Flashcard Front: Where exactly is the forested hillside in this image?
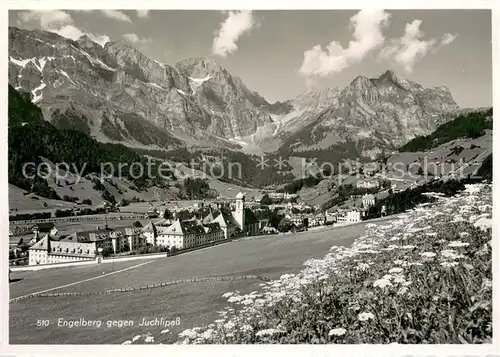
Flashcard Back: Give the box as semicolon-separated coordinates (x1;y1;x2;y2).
8;85;172;199
399;108;493;152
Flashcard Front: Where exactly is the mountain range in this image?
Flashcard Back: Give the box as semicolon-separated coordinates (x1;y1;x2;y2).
9;26;460;159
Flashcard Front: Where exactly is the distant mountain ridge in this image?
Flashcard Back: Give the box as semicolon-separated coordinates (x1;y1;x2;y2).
9;26;461;159
270;70;460;159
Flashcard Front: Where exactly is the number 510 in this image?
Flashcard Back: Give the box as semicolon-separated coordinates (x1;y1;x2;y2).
36;319;50;327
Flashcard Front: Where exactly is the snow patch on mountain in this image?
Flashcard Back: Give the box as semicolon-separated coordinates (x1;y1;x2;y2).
10;57;33;68
73;45;115;71
188;75;212;93
57;69;75;84
228;136;249;146
357;130;372;138
31;81;46;103
176;88;189;96
270;107;307;135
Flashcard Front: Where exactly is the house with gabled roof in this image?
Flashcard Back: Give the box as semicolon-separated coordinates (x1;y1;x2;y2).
243;208;260;236
28;234;97;266
155;218;224;249
141;221;158;246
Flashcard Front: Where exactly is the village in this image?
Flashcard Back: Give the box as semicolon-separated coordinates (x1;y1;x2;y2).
9;185;385;267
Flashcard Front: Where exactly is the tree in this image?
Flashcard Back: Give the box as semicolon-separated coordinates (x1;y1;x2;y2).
260;194;272;205
163;209;173;219
133;221;143;228
102;246;114;257
278;218;295;233
82;198;92;205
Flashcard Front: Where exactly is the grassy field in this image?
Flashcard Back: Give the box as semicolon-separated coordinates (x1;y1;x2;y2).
169;184;492;344
9;219;392;344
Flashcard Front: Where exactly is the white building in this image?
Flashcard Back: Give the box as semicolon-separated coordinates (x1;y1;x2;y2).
356;180;380;189
108;228;145;253
337;210;361;224
362;194;376;208
230;192;260;236
155;218;224;249
141;222;158;246
29;235;97;265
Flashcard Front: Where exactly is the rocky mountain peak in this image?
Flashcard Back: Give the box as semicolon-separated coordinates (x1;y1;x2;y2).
175;57;230;81
375;69;423;92
76;35;97;47
105;39;140;56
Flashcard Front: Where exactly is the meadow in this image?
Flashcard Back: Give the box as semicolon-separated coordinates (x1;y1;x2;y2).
126;184;492;344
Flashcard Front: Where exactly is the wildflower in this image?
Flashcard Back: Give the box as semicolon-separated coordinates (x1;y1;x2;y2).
179;329;199;339
228;295;244;303
144;335;154;343
426;232;438;237
389;267;403;274
358;312;375;321
161;329;170;334
442;249;466;260
482;278;492;289
401;245;417;250
474;217;492;231
393;275;406;284
328;328;347;336
441;249;458;257
201;329;215;340
132;335;142;342
222;292;234;298
448;241;470;248
122;340;132;345
223;321;236;330
459;232;470;238
241;324;253;332
420;252;436;258
440;262;459;268
357;263;370;271
397;287;409;295
256;328;284;337
373;278;392;289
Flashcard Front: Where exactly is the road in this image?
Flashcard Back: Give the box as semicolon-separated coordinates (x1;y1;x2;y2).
9;217;394;344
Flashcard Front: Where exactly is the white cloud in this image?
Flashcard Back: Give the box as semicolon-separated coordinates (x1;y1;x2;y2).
18;10;110;47
441;33;457;46
378;20;457;72
60;26;109;46
51;25;110;47
18;10;73;29
100;10;132;22
122;33;151;45
212;10;256;57
137;10;150;19
298;9;391;78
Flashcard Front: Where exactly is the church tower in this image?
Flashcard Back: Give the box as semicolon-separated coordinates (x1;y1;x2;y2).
234;191;245;232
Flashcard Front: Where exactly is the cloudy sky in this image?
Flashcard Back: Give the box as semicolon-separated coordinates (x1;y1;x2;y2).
9;9;492;108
